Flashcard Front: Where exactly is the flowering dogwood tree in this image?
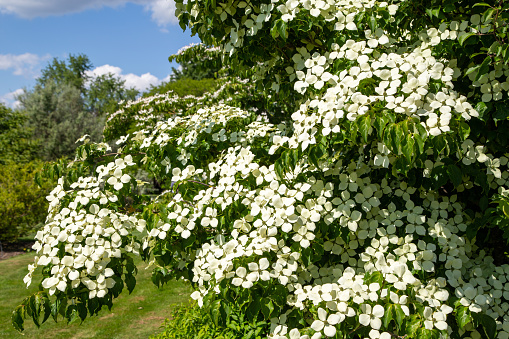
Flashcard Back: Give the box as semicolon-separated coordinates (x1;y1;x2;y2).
14;1;509;338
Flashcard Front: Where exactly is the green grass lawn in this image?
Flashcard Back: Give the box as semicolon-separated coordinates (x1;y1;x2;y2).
0;253;191;339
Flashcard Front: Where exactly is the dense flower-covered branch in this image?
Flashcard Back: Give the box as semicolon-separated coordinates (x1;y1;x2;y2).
13;1;509;338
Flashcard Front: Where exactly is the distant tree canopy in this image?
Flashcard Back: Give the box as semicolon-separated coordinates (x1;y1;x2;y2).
0;103;52;244
37;54;92;95
18;81;104;161
168;44;223;81
144;78;218;98
87;73;139;116
18;54;139;161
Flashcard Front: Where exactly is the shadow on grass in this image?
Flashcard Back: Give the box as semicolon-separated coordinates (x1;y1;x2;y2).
0;253;191;339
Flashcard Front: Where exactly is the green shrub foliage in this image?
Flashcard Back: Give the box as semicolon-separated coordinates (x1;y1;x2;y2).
0;103;37;164
13;1;509;339
151;302;267;339
144;78;218;98
168;43;223;81
0;161;51;243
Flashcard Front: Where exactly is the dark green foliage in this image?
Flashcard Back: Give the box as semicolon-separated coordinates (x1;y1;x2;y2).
87;73;139;115
0;103;37;164
145;78;217;98
37;54;92;94
18;81;104;161
0;161;52;243
170;62;219;81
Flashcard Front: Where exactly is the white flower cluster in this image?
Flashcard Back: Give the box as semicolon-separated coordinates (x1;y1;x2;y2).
285;32;481;154
105;77;256;135
25;156;144;299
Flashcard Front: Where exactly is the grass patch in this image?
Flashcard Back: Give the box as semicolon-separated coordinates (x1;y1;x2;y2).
0;253;191;339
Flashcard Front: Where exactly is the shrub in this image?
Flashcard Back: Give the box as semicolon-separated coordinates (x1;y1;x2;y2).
151;302;266;339
0;161;52;244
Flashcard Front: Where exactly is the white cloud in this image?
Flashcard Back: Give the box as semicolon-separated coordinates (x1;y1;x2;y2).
0;0;178;26
0;53;49;78
2;63;168;108
147;0;178;27
0;88;23;109
87;64;166;92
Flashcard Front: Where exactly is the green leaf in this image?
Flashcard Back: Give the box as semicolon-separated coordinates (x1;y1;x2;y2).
41;295;51;324
456;306;472;328
447;164;463;187
458;32;477;46
500;199;509;218
358;115;371;142
210;300;222;326
77;302;87;321
364;271;383;285
125;273;136;294
406;315;421;337
87;297;100;315
374;113;390;138
458;121;471;140
275;159;284;180
308;147;320;168
418;328;439;339
480;196;489;211
66;305;80;325
301;247;313;266
489;41;501;55
182;234;196;248
414;123;427;154
394;305;406;327
271;19;288;41
261;298;274;319
431;135;447;155
482;8;496;23
425;7;441;18
369;15;377;31
401;134;415;162
465;64;481;77
473;313;497;339
475;57;491;82
247;297;261;320
383;304;394;328
12;306;25;333
473;2;491;7
493;103;509;123
475;101;489;121
384;124;401;155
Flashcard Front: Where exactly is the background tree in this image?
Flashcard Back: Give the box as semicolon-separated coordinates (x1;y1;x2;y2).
145;44;222;98
37;54;92;95
0;103;51;245
18;81;104;161
87;73;139;116
18;54;140;161
0;103;37;164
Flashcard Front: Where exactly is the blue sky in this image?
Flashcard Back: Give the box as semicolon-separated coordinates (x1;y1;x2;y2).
0;0;201;107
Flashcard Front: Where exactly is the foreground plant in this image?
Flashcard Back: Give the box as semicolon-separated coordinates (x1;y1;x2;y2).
14;1;509;338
